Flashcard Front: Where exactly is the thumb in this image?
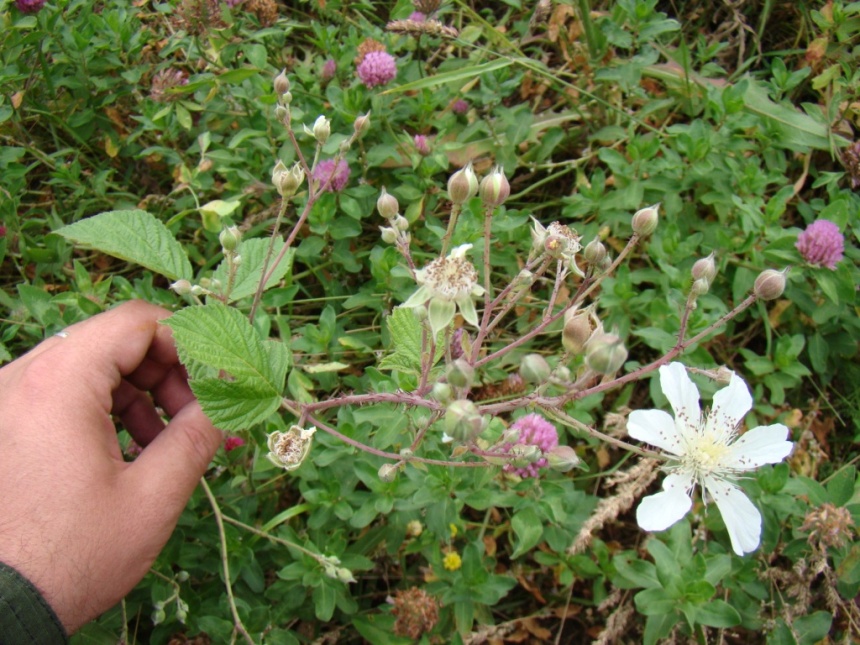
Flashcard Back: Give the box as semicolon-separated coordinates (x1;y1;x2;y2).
128;400;223;511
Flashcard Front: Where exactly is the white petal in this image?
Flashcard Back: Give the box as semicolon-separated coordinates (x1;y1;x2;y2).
705;477;761;556
456;295;479;327
636;472;694;532
722;424;792;471
705;371;752;436
628;409;685;456
659;363;701;434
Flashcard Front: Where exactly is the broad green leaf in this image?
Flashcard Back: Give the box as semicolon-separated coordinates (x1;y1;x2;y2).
794;611;833;645
510;507;543;559
190;378;282;430
213;238;295;303
313;581;336;622
165;303;278;384
378;307;442;375
826;466;856;506
694;600;741;628
56;210;192;281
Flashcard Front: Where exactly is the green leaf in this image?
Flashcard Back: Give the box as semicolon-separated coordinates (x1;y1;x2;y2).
827;466;857;506
384;58;519;94
213;238;295;303
378;307;442;375
694;600;741;628
510;507;543;559
742;80;835;152
56;210;192;281
635;587;678;616
189;378;282;430
643;612;677;645
793;611;833;645
313;580;336;622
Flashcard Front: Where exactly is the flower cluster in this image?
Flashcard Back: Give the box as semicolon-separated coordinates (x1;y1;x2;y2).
357;51;397;89
628;363;793;555
795;219;844;270
150;68;189;103
313;158;350;192
452;99;469;114
413;134;430;156
321;59;336;82
501;413;559;478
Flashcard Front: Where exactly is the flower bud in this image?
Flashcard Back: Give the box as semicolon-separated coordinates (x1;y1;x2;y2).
585;332;628;374
446;358;475;388
274;105;288;121
274;70;290;95
545;445;584;472
274;162;304;197
562;313;592;354
377;187;399;220
631;203;660;236
447;162;478;204
393;214;409;232
754;268;787;300
171;279;193;295
281;91;293;105
378;463;400;482
690;277;710;297
520;353;551;384
406;520;423;537
479;165;510;208
190;285;206;296
691;252;717;284
312;115;331;145
444;399;485;443
176;571;190;582
233;254;242;266
152;608;166;625
353;111;371;138
379;226;397;244
583;238;606;265
336;567;357;584
430;382;452;402
508;443;541;468
219;225;241;252
272;159;288;192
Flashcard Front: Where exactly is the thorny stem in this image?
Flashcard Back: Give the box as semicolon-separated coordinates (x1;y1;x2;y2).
542;407;666;461
440;202;462;256
482;204;494;320
200;478;255;645
249;198;289;322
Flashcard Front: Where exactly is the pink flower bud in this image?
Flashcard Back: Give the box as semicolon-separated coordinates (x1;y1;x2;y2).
754;268;787;301
631;204;660;236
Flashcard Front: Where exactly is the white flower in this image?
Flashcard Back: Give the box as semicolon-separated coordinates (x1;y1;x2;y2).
401;244;485;336
628;362;793;555
266;425;316;471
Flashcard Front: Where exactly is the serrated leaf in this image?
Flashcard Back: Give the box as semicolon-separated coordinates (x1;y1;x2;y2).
378;307;442;376
190;378;282;430
165;303;278;383
213;238;295;303
56;210;192;281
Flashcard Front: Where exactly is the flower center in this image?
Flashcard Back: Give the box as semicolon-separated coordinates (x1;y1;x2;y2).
423;256;478;301
683;430;730;477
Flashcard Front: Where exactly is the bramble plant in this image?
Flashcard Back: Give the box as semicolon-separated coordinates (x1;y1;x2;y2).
4;0;860;642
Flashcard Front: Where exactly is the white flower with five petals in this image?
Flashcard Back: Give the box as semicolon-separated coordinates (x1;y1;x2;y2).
628;362;793;555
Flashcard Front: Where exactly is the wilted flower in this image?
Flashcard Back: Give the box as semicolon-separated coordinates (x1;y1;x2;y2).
313;158;350;192
390;587;439;640
401;244;484;335
357;50;397;89
795;219;844;270
531;219;583;275
801;503;855;549
413;134;430;156
841;140;860;188
15;0;45;13
150;68;189;103
266;425;316;470
628;363;793;555
452;99;469;114
501;413;559;478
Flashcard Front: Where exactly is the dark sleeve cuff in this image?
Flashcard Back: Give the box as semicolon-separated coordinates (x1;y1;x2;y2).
0;561;68;644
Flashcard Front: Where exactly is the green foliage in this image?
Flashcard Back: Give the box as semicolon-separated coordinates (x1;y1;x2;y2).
3;0;859;642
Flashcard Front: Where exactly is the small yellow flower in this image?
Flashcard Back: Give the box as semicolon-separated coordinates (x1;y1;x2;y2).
442;551;462;571
449;523;458;538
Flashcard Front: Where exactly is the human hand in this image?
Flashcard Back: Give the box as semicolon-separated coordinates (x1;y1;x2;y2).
0;300;222;634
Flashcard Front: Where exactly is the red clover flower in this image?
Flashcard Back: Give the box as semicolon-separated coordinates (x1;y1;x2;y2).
502;413;559;478
313;159;350;192
357;51;397;89
795;219;844;270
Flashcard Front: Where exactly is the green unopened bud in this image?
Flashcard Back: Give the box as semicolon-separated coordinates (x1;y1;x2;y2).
546;445;584;472
690;276;710;297
631;203;660;236
377;187;399;220
190;284;206;296
447;162;478;204
754;268;787;300
336;567;357;584
430;382;452;402
562;313;593;353
274;70;290;95
281;91;293;105
312;115;331;144
272;159;288;192
520;353;551;384
598;255;613;272
446;358;475;388
219;226;241;252
273;162;304;197
378;463;400;482
445;399;484;443
583;239;606;265
152;608;166;625
514;269;533;288
479;165;510;208
380;226;397;244
393;214;409;232
353;112;371;138
274;105;288;121
508;443;541;468
176;571;190;582
585;332;628;374
691;252;717;284
171;279;193;295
